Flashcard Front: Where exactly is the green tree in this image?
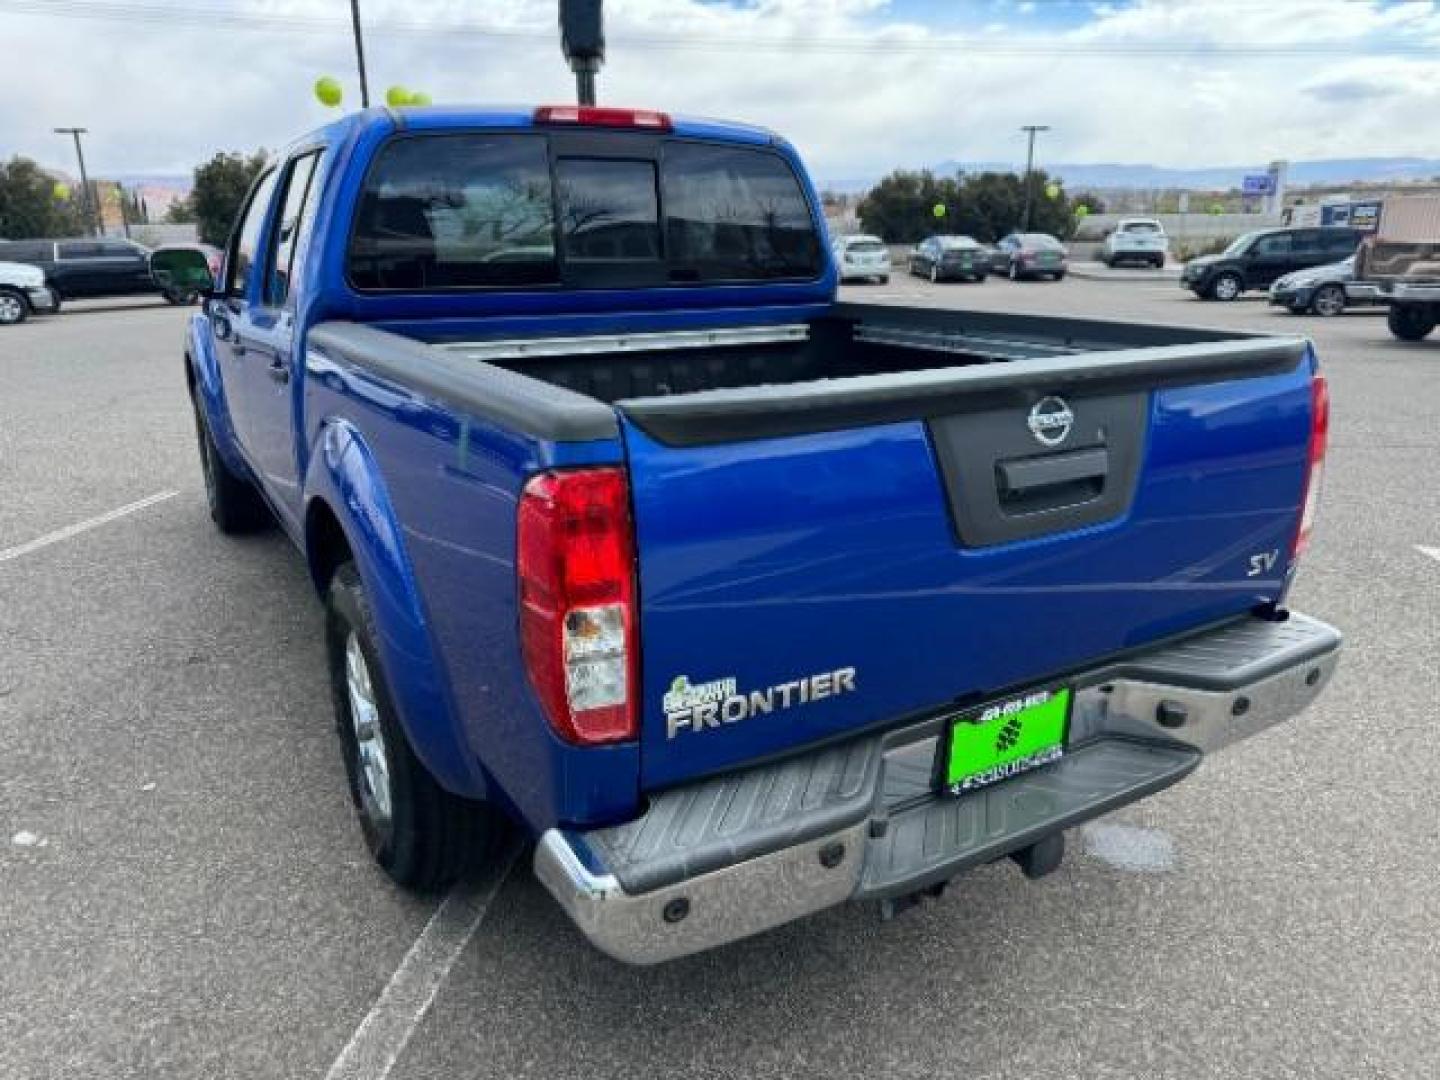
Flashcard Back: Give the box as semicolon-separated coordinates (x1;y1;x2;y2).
189;150;268;246
165;196;197;225
0;157;89;238
857;169;961;244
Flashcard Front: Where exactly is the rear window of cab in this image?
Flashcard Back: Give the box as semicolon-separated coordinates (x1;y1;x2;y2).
347;132;823;291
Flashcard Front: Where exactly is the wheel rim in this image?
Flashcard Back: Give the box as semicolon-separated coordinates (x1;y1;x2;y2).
1314;287;1344;316
1216;276;1239;300
345;632;393;827
0;295;22;323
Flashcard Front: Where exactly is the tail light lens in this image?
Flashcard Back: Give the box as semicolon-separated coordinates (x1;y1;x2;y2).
1293;373;1329;559
518;468;638;745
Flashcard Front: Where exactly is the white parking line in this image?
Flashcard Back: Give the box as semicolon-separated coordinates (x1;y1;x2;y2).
0;490;179;565
324;842;521;1080
1416;545;1440;564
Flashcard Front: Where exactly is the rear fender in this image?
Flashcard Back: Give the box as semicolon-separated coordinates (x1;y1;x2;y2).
304;418;485;798
184;311;249;476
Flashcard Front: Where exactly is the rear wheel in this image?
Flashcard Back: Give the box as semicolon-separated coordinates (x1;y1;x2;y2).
326;563;496;890
1210;272;1243;301
1310;284;1346;317
192;396;271;533
0;288;28;325
1387;303;1438;342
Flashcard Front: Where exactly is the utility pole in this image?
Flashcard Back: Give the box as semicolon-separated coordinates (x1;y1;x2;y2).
1020;124;1051;232
54;126;98;237
349;0;371;107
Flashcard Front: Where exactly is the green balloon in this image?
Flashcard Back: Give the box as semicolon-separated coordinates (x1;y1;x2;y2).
386;85;411;108
53;182;71;200
409;91;432;106
1209;203;1225;215
932;203;947;218
1045;182;1061;200
314;76;343;108
1074;204;1090;218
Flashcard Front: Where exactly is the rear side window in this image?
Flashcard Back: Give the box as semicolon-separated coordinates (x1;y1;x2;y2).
349;135;557;290
847;240;886;253
1123;221;1161;234
664;142;821;282
1325;230;1360;257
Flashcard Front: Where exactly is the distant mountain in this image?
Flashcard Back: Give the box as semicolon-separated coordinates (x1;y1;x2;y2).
818;157;1440;193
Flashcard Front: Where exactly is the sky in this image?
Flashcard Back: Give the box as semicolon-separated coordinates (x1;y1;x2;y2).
2;0;1439;187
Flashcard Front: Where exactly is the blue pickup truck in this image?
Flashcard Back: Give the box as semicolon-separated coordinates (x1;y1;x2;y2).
156;104;1342;964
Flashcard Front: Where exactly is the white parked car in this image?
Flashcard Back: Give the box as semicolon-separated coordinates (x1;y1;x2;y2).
831;234;891;283
1101;218;1168;269
0;260;60;325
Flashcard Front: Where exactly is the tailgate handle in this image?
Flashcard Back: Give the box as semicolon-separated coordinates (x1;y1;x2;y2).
997;447;1109;498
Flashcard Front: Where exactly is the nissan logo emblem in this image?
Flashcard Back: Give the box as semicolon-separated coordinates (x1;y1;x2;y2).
1027;396;1074;447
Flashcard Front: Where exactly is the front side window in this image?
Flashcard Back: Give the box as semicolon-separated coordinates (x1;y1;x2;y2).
349;134;557;290
226;168;279;297
1255;234;1291;256
58;241;105;259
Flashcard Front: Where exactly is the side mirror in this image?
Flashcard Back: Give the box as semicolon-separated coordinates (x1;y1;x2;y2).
150;247;216;301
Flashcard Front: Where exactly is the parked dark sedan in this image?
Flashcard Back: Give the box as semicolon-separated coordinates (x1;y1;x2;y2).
908;235;990;282
995;232;1068;280
1267;255;1380;316
0;237;158;300
1181;226;1361;301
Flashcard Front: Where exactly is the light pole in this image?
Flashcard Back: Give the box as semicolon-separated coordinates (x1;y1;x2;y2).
1020;124;1051;232
54;126;98;237
349;0;371;107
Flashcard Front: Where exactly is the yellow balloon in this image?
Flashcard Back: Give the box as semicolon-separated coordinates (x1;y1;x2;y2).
385;85;411;108
314;76;343;107
1045;182;1061;199
53;182;72;200
409;91;432;106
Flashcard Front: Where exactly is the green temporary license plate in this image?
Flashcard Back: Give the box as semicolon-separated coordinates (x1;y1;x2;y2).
939;687;1071;796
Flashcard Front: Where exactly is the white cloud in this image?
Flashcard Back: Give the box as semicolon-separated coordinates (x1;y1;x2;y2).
0;0;1437;187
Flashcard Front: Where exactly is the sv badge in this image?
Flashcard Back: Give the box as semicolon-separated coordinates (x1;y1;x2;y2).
1247;549;1280;577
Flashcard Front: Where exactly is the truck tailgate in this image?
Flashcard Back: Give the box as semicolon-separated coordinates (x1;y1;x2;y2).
620;345;1315;789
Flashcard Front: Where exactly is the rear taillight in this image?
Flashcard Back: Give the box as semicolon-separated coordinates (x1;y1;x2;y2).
1293;373;1329;559
533;105;672;130
518;468;638;745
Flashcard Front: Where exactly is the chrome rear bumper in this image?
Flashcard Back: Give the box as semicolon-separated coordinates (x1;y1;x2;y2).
536;611;1341;965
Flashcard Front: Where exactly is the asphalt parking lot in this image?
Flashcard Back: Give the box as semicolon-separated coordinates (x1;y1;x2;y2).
2;278;1437;1080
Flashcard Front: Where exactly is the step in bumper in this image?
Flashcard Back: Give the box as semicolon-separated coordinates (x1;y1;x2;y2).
535;611;1341;964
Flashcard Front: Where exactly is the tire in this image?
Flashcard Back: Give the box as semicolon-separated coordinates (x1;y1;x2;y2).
1152;255;1165;269
929;264;940;284
1387;303;1438;342
326;562;495;891
0;288;28;325
1210;272;1243;301
192;395;271;533
1310;284;1346;317
877;275;889;285
1053;270;1067;281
